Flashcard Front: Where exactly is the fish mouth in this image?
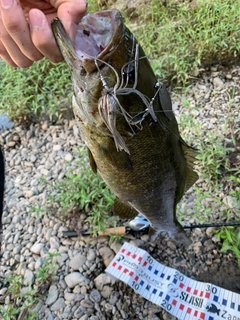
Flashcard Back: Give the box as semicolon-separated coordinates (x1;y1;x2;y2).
51;10;124;73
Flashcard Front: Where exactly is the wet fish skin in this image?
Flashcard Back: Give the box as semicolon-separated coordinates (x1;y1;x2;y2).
51;10;198;247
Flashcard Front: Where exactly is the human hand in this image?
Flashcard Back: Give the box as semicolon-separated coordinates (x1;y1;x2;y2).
0;0;87;67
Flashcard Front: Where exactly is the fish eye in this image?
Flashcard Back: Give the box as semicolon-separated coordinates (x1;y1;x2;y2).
122;63;135;85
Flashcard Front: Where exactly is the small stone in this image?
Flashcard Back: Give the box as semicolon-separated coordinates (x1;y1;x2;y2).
69;253;86;270
109;291;120;305
213;77;224;88
49;236;60;250
46;285;59;306
89;289;101;303
64;292;75;301
86;249;96;261
99;246;115;267
50;297;65;311
65;272;89;288
35;257;44;270
80;299;94;308
30;243;44;255
223;195;240;209
94;273;116;291
24;269;34;285
53;145;61;151
65;153;73;162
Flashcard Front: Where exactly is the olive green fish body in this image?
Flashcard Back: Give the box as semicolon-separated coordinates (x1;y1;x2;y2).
52;10;198;246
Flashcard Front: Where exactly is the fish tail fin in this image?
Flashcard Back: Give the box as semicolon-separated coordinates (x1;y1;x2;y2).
149;223;191;248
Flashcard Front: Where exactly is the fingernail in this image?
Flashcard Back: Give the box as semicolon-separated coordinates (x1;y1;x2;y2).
1;0;13;9
29;10;43;30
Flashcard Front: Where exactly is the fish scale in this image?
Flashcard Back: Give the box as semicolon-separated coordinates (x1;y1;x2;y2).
51;9;198;247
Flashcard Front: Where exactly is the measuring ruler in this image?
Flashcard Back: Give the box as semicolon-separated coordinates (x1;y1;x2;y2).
106;242;240;320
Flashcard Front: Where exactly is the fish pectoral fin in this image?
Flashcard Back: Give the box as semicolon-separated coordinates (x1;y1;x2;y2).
100;142;133;169
87;147;98;174
181;142;199;191
112;197;138;219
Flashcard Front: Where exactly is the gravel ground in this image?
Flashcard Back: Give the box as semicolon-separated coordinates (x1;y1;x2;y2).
0;64;240;320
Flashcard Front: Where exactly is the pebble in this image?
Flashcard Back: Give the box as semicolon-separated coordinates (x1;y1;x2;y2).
46;285;59;305
69;253;87;270
65;272;90;288
24;269;35;285
30;243;44;255
50;298;65;311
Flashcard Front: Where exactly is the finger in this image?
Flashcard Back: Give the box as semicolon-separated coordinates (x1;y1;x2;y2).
57;0;88;40
0;0;43;67
29;9;64;63
0;38;18;67
0;10;34;67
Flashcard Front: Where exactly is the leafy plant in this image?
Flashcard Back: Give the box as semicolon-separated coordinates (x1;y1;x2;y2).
45;146;116;233
0;59;71;122
132;0;240;83
0;253;59;320
215;227;240;267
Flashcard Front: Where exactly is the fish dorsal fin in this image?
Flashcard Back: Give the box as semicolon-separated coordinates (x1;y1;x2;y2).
181;142;199;191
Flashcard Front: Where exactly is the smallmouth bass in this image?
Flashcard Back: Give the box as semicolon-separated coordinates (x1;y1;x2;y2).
51;10;198;246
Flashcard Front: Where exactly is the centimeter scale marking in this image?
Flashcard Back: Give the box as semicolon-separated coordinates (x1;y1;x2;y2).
106;242;240;320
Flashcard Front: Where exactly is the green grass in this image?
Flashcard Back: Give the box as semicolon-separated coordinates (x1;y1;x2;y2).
0;59;71;122
42;146;117;236
132;0;240;83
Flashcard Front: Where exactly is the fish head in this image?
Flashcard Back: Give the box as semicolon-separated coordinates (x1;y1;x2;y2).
51;10;136;103
51;10;157;126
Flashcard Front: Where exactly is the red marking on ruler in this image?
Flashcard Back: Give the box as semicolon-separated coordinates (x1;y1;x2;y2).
186;286;191;292
121;249;126;253
132;254;137;259
138;257;142;262
123;268;128;274
129;271;134;277
200;312;205;319
194;289;198;295
179;283;184;289
118;266;122;270
200;291;203;297
194;310;198;317
187;307;192;314
134;276;139;281
112;262;117;267
205;292;210;298
143;261;148;266
172;299;177;306
127;251;131;256
179;304;184;310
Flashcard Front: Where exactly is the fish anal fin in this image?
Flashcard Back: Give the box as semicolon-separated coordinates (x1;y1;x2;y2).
112;197;138;219
87;147;97;174
181;142;199;191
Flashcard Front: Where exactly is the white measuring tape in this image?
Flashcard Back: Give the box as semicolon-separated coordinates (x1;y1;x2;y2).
106;242;240;320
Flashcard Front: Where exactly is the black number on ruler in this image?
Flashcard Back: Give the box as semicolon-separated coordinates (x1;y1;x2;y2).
174;271;184;281
132;281;139;290
206;285;218;294
161;300;172;311
147;256;153;264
